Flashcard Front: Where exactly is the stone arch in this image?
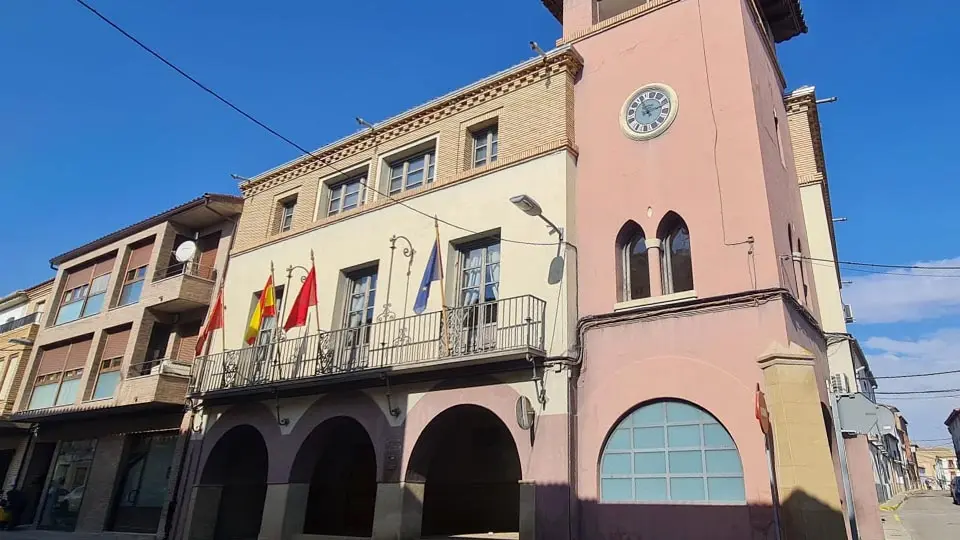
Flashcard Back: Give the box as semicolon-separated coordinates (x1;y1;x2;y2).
405;403;523;537
198;424;268;540
282;391;392;482
401;377;529;478
197;401;282;482
289;416;378;537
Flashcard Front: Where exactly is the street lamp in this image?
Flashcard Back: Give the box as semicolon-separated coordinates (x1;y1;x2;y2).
509;194;565;284
8;338;33;346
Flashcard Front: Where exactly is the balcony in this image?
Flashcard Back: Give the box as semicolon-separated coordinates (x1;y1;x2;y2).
117;358;192;406
0;311;39;335
190;295;546;395
147;261;217;313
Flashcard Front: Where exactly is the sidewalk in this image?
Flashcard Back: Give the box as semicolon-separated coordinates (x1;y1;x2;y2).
881;510;913;540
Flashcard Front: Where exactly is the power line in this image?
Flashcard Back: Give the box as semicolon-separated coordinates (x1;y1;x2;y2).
880;394;960;401
871;368;960;380
804;258;960;279
799;255;960;271
876;388;960;395
72;0;558;248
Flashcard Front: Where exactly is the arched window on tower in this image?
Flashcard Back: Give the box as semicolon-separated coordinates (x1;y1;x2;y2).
658;213;693;294
599;400;745;503
616;221;650;301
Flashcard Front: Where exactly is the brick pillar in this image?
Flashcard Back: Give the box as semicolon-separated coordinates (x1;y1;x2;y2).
258;483;310;540
75;434;128;532
758;348;846;540
645;238;663;296
371;481;424;540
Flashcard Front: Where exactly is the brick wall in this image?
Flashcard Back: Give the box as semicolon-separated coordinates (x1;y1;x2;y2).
75;434;126;532
785;88;826;185
233;50;583;254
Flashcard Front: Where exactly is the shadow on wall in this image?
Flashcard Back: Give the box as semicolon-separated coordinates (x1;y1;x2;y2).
526;483;847;540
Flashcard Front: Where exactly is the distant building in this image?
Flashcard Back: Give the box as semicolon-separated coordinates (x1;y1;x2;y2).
0;279;52;489
915;446;958;490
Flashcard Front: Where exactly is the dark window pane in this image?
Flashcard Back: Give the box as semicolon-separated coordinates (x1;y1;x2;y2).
627;234;650;300
669;226;693;292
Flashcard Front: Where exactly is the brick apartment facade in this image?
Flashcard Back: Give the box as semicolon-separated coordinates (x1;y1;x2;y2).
0;279;52;490
7;194;240;537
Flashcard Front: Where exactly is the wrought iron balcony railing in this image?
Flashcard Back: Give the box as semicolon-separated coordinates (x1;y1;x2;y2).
0;311;39;335
190;294;546;394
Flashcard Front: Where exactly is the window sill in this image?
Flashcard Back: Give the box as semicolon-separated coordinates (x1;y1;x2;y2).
614;290;697;312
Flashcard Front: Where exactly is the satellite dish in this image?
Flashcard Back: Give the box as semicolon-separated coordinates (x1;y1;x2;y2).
547;255;565;285
175;241;198;263
516;396;536;430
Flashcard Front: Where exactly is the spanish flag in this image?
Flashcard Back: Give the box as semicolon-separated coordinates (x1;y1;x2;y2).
244;275;277;344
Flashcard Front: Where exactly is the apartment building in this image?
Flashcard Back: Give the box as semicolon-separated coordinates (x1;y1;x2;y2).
945;408;960;470
9;194;240;536
0;279;52;490
916;446;958;489
175;50;580;540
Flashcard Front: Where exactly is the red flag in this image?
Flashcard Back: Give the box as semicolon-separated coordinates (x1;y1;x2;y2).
196;288;224;356
283;264;318;331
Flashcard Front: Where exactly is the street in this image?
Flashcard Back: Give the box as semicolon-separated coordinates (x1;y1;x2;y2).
895;491;960;539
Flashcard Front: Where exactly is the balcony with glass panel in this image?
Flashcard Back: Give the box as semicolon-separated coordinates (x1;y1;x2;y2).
189;294;546;396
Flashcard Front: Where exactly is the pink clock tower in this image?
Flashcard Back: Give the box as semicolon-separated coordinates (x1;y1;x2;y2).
542;0;851;538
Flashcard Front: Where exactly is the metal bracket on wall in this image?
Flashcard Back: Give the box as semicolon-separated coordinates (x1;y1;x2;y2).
381;374;402;418
273;387;290;426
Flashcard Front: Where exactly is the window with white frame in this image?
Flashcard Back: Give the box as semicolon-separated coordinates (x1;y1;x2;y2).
388;149;436;195
327;174;367;216
599;400;745;503
472;125;498;167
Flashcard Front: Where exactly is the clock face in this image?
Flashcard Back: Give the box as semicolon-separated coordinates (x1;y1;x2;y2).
620;84;679;140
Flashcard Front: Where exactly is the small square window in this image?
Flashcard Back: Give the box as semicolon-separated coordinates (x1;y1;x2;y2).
472;125;498;168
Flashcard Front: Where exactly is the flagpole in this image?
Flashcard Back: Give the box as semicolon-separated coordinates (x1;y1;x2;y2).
435;216;450;354
310;250;321;335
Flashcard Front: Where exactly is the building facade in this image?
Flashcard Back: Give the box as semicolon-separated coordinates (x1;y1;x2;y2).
0;279;52;490
9;194;240;536
945;408;960;470
554;0;849;538
915;446;958;490
176;51;580;540
172;0;853;539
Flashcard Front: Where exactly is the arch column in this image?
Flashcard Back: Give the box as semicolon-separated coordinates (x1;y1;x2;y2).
372;481;425;540
258;483;310;540
645;238;663;296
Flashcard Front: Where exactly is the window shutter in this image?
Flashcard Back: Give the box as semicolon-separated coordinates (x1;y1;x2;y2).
93;255;117;277
101;328;131;360
63;338;93;371
127;243;154;270
37;343;70;375
63;265;94;291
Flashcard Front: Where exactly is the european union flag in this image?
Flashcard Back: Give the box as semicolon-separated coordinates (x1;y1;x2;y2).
413;235;443;314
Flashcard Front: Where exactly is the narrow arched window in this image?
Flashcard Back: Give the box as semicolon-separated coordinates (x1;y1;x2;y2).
658;214;693;294
616;222;650;301
599;400;745;503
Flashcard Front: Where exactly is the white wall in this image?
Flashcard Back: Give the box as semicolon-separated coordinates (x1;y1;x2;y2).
221;151;576;357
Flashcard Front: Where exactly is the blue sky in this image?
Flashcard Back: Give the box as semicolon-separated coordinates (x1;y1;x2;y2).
2;1;958;441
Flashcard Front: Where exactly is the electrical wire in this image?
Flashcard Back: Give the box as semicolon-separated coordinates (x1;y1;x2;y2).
802;257;960;279
862;368;960;380
875;388;960;395
72;0;559;248
798;254;960;271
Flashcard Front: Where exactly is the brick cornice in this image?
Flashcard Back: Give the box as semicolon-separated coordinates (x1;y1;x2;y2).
241;50;584;197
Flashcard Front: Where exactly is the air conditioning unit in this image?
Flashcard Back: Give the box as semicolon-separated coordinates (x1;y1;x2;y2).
843;304;855;324
830;373;851;395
